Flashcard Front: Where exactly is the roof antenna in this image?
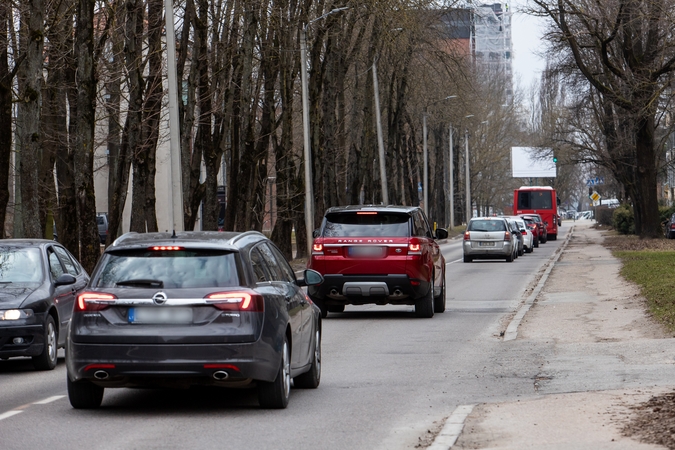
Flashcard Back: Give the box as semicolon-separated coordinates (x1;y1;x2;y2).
172;230;177;238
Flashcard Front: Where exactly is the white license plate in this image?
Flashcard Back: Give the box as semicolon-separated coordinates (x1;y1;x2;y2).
479;242;496;247
348;246;384;257
128;307;193;324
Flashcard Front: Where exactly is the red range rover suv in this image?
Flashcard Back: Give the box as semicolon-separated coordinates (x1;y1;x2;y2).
307;205;447;318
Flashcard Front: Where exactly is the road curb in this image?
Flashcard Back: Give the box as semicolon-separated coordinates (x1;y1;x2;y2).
427;404;476;450
503;225;575;341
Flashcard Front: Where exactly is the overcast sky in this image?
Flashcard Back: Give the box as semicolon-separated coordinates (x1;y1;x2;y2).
509;1;548;90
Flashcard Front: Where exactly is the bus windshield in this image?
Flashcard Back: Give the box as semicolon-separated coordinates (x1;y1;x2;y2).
517;190;552;210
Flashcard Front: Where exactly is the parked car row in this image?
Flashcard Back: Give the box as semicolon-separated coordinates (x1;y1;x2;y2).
463;213;550;263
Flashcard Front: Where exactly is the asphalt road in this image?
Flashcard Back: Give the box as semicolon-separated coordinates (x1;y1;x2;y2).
0;225;569;450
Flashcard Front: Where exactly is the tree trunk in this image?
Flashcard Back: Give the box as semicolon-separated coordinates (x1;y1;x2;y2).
17;0;44;239
74;0;100;272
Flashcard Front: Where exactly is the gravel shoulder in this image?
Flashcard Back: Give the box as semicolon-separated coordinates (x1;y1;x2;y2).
453;221;675;450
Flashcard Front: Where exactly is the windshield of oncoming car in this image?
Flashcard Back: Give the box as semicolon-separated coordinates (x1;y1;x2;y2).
0;247;43;283
322;212;410;237
468;220;506;232
93;249;240;289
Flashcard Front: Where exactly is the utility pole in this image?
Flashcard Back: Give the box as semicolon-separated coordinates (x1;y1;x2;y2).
165;0;183;232
465;128;471;224
449;125;454;230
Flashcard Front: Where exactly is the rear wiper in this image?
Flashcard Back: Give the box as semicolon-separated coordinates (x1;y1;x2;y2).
116;279;164;288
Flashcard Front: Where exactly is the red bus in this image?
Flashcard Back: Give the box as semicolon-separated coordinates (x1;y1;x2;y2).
513;186;559;240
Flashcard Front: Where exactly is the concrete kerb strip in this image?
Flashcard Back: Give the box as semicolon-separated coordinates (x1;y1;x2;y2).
427;404;476;450
503;225;575;342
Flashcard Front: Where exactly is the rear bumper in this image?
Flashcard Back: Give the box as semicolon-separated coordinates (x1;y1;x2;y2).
66;339;280;386
463;241;513;257
307;274;430;305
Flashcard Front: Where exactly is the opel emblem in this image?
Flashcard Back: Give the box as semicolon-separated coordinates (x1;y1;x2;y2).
152;292;168;305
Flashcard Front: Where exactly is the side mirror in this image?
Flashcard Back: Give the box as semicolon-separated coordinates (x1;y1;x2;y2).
312;229;320;239
296;269;323;287
544;221;549;226
54;274;76;286
435;228;448;240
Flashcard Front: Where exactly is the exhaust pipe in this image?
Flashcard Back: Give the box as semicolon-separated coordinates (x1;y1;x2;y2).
330;289;339;296
393;289;403;296
212;371;229;381
93;370;109;380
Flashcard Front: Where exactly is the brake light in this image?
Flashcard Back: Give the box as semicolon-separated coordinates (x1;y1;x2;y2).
671;224;675;230
76;292;117;312
356;212;378;215
312;243;323;253
206;291;264;312
504;231;511;241
464;231;470;240
84;364;116;371
408;239;422;254
150;246;183;251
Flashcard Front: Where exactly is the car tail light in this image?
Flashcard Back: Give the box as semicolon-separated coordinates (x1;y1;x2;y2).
464;231;470;240
312;243;324;254
504;231;511;241
408;238;422;254
670;224;675;230
356;212;377;215
206;291;264;312
150;246;183;251
76;292;117;312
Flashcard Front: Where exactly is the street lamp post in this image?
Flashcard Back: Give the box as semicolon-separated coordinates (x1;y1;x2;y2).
164;0;183;232
448;124;454;230
373;56;388;205
465;127;471;224
300;7;348;256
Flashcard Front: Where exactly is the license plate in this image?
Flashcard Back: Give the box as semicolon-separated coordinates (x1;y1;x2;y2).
128;307;193;324
479;242;496;247
348;246;384;257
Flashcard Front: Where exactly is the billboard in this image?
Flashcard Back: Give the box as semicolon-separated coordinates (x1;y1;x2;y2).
511;147;556;178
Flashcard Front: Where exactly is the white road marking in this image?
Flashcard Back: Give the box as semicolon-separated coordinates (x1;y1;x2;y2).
0;410;23;421
33;395;65;405
446;258;463;265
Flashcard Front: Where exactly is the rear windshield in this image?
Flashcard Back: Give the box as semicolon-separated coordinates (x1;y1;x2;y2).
93;249;239;289
518;191;552;210
468;220;506;232
323;212;410;237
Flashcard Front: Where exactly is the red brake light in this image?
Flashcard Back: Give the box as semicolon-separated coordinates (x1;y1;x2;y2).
313;243;323;253
150;246;183;251
206;291;264;312
356;212;378;215
408;239;422;254
76;292;117;312
464;231;470;240
504;231;511;241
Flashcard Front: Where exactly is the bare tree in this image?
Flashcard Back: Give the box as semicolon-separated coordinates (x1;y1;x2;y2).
531;0;675;237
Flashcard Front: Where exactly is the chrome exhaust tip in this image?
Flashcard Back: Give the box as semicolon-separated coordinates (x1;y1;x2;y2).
213;371;229;381
93;370;109;380
330;289;339;296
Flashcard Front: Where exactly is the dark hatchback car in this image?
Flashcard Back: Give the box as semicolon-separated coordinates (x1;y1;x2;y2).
66;231;324;409
0;240;89;370
308;205;447;318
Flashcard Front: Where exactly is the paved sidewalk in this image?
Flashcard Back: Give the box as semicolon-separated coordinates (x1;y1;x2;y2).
451;222;675;450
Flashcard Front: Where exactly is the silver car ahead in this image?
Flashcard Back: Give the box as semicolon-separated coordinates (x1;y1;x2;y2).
463;217;517;263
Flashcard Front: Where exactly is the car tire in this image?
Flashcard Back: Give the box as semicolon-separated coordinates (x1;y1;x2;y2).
258;337;291;409
32;315;58;371
534;237;539;248
549;234;557;241
518;246;524;256
327;305;345;313
433;275;445;313
293;328;321;389
505;252;513;262
67;376;104;409
415;286;434;318
463;255;472;263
